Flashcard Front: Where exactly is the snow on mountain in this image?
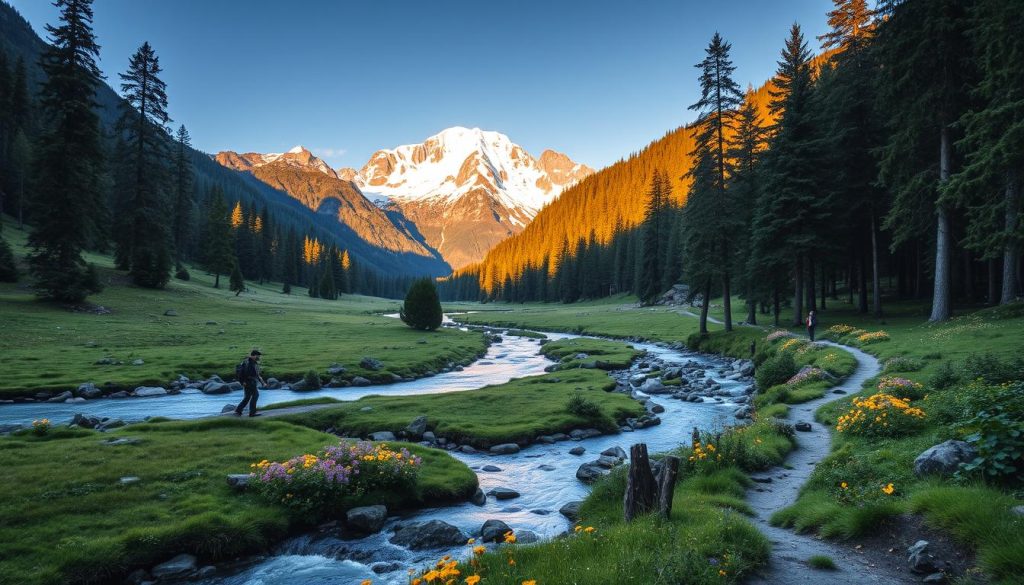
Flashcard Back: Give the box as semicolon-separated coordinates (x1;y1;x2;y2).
216;146;339;179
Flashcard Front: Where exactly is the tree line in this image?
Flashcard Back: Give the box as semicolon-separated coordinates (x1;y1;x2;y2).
443;0;1023;329
0;0;421;301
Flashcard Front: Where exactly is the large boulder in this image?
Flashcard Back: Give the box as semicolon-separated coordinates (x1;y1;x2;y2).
470;488;487;506
389;520;467;550
914;440;977;477
480;519;513;543
352;376;372;387
76;383;102;399
360;357;384;371
640;378;670;395
405;416;428;438
151;554;198;580
489;443;521;455
576;462;609;483
346;505;388;534
559;501;583;521
369;431;396;442
202;381;230;395
133;386;167;398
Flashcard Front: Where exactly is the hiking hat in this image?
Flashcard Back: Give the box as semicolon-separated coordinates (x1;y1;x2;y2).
250;349;262;356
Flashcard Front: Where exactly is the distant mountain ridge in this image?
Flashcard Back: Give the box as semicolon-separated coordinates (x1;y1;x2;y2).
344;127;594;269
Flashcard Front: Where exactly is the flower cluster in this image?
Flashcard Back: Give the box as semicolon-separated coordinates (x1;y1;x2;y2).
408;534;545;585
250;441;421;518
780;338;806;352
766;330;794;342
786;367;825;386
877;376;924;399
835;479;898;505
31;418;50;436
827;324;856;335
857;330;890;344
836;393;925;436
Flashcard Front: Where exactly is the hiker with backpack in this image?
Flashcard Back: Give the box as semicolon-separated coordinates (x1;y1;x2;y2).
234;349;266;417
806;310;818;342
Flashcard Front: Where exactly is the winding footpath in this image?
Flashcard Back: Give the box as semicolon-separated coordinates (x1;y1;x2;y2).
744;341;914;585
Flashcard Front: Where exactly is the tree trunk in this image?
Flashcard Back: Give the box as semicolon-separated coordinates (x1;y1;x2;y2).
871;214;882;317
988;257;999;305
656;456;680;519
793;256;803;326
699;280;711;335
806;255;816;312
772;287;780;327
820;268;827;310
847;262;855;305
746;298;757;325
962;249;974;303
722;273;733;332
1001;171;1021;305
214;272;221;289
624;444;657;522
930;126;953;322
858;250;868;314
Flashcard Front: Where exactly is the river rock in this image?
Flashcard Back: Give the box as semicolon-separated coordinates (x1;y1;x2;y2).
489;443;521;455
794;421;812;432
352;376;372;387
569;428;602;440
481;465;502;472
914;440;977;477
422;431;436;443
648;402;665;414
576;462;609;483
346;505;388;534
360;357;384;371
221;404;236;414
907;540;938;574
71;413;100;429
733;405;754;420
480;519;513;542
202;381;230;395
516;530;540;544
559;501;583;521
390;520;467;550
595;455;621;469
264;377;282;389
76;383;102;399
226;474;250;491
569;446;586;456
369;431;396;442
471;488;487;506
151;554;198;579
601;446;627;460
46;391;72;403
640;378;670;394
163;309;178;317
488;487;520;500
96;418;125;431
371;562;403;574
131;358;145;366
326;363;346;376
405;416;428;438
134;386;167;398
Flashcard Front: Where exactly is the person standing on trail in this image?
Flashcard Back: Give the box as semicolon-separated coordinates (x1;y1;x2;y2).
234;349;266;417
806;310;818;342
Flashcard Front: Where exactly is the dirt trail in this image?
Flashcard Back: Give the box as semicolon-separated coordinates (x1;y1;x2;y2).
744;341;915;584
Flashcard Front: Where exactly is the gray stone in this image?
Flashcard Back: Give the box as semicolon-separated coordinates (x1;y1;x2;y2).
120;476;141;485
640;378;670;394
346;504;388;534
538;464;556;471
569;428;602;440
908;540;938;574
595;455;621;469
470;488;487;506
47;391;73;403
95;357;118;365
360;406;373;412
221;404;236;414
537;435;556;444
1012;505;1024;518
227;381;243;391
151;554;198;579
360;357;384;371
576;462;609;483
922;573;946;584
103;437;141;446
459;445;478;454
516;530;540;544
133;386;167;398
264;378;282;389
569;446;586;456
371;562;403;574
914;440;978;477
600;446;627;460
196;566;216;579
794;421;813;432
226;474;250;491
72;413;101;429
131;358;145;366
108;391;130;399
352;376;372;387
405;415;428;438
489;443;521;455
559;501;583;521
489;487;520;500
422;431;436;443
481;465;502;472
648;402;665;414
733;405;754;419
76;383;102;399
389;520;467;550
96;418;125;431
480;519;513;542
369;431;396;442
326;363;346;375
203;381;230;395
163;309;178;317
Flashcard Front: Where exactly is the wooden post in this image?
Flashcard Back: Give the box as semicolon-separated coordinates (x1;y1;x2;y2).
624;444;657;522
657;456;680;519
691;427;701;449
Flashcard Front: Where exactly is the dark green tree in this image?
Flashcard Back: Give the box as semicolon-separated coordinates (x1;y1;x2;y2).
27;0;106;302
201;188;234;288
400;277;443;331
229;261;244;296
730;92;768;325
638;170;666;304
0;222;18;282
172;125;193;262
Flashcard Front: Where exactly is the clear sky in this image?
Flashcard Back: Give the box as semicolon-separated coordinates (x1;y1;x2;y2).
10;0;834;170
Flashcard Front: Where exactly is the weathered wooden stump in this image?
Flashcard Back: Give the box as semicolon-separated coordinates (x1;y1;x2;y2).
624;443;680;522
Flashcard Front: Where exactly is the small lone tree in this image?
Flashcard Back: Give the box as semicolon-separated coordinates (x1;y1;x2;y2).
229;262;245;296
0;229;19;282
400;278;443;331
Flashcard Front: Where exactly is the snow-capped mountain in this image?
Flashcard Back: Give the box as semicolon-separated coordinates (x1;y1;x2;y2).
215;145;339;179
341;127;594;269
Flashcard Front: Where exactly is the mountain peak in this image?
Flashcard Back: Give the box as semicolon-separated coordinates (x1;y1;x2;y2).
215;146;338;179
287;145;307;154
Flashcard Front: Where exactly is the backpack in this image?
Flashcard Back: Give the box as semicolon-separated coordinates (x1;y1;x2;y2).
235;359;249;382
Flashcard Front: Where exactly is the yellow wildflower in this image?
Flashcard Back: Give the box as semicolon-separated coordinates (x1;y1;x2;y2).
882;483;895;495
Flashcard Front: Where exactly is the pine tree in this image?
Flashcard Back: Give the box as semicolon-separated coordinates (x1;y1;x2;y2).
400;278;443;331
27;0;106;302
0;221;18;282
876;0;976;321
730;92;768;324
683;32;744;332
116;42;172;288
201;188;234;288
638;171;665;304
172;125;193;262
229;261;244;296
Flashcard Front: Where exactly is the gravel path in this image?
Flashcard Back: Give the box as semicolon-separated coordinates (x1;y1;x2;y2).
744;341;917;585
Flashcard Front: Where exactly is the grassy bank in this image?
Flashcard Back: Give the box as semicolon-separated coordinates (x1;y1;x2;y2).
0;418;476;585
418;417;797;584
0;221;486;398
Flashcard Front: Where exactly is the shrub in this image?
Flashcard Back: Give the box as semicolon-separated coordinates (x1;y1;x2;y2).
756;352;797;391
835;393;926;437
174;263;190;281
566;392;602;419
955;382;1024;484
963;353;1024;385
302;369;322;390
807;555;836;570
787;367;825;387
883;356;923;373
857;331;890;344
0;235;18;282
400;278;443;331
929;361;961;390
876;376;925;400
31;418;50;436
250;440;422;520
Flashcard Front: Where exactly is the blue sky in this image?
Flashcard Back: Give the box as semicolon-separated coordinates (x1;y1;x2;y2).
11;0;834;170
